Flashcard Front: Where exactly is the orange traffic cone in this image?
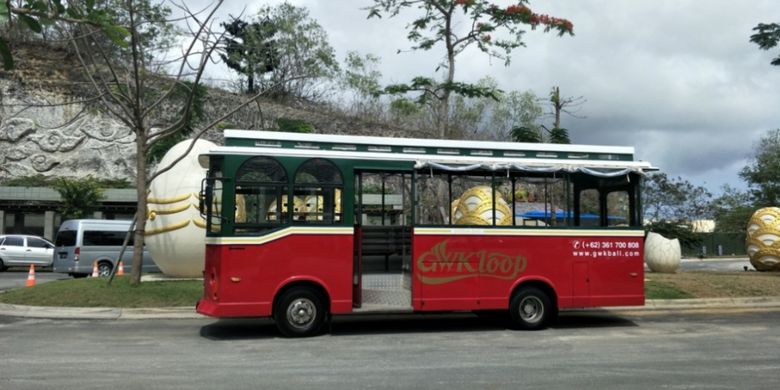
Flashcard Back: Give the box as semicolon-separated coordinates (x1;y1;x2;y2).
25;264;36;287
91;261;99;277
117;261;125;276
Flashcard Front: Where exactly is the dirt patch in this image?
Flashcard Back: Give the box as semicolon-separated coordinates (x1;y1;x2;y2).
646;271;780;298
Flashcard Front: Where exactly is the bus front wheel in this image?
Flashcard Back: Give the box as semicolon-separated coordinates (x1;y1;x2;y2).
274;287;326;338
509;287;553;331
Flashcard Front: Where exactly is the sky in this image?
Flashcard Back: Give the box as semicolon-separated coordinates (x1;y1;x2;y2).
186;0;780;194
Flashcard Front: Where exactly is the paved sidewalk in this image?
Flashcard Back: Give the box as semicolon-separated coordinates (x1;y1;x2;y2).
2;296;780;320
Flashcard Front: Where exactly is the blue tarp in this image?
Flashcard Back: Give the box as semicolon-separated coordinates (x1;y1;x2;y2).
517;211;624;220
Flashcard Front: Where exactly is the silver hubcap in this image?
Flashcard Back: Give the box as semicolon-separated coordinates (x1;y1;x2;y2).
287;298;316;330
519;296;544;323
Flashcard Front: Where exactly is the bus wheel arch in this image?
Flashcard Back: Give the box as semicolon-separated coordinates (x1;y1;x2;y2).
272;281;330;338
508;280;558;330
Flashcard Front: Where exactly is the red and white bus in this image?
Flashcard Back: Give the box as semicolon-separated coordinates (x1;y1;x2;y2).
196;130;654;337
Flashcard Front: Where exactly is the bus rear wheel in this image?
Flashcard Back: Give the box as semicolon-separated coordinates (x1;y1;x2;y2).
509;287;553;331
274;287;326;338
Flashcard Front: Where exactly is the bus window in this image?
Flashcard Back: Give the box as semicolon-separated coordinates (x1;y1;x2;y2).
607;191;630;226
579;188;601;227
415;171;448;225
450;175;507;226
356;172;411;226
201;177;224;234
513;176;570;227
234;157;288;234
293;158;343;224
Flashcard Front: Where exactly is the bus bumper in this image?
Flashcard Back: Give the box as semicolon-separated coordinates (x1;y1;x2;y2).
196;299;271;318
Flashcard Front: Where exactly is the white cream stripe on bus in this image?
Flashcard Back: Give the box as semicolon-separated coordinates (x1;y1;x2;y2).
205;227;354;246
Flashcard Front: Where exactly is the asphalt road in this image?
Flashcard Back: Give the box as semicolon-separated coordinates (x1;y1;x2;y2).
1;309;779;389
0;269;69;291
680;258;754;272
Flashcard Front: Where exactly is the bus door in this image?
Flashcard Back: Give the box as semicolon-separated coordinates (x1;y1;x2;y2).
353;171;413;310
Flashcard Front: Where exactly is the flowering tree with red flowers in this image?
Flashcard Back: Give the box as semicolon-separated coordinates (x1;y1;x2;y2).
368;0;573;138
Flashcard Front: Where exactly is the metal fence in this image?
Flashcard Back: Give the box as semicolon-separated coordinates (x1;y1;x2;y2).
681;232;747;257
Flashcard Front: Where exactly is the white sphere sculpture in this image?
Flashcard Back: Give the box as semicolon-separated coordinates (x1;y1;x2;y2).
145;139;215;277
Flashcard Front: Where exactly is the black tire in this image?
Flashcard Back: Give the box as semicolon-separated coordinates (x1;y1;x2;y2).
274;287;327;338
0;258;6;272
509;287;554;331
97;261;113;277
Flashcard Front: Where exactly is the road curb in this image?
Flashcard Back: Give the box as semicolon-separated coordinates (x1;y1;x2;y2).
3;297;780;320
0;302;205;320
645;296;780;309
0;303;122;319
119;307;205;320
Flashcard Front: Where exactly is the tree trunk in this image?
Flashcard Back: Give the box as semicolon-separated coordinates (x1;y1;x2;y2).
437;95;450;138
130;129;148;285
551;86;561;129
248;72;255;94
439;6;456;139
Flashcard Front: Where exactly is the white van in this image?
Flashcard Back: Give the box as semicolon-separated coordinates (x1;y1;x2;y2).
52;219;158;277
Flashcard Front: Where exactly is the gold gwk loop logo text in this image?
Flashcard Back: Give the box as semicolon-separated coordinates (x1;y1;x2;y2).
416;240;527;285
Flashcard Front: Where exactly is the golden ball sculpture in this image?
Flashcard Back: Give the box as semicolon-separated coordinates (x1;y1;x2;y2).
451;186;513;226
746;207;780;271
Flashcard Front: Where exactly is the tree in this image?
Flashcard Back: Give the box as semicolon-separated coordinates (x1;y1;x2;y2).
368;0;573;138
53;177;105;219
0;0;130;70
509;86;585;144
643;172;712;223
4;0;305;285
339;51;383;118
642;172;713;248
219;16;279;94
253;2;339;100
711;185;754;233
740;129;780;207
145;81;208;164
547;86;585;143
507;90;574;144
750;22;780;66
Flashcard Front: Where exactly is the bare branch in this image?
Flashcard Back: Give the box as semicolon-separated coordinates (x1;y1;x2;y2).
142;0;225;118
147;75;308;184
8;6;105;28
63;27;134;128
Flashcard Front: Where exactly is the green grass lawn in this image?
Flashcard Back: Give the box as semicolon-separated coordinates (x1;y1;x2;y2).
644;280;693;299
0;276;202;307
1;272;778;308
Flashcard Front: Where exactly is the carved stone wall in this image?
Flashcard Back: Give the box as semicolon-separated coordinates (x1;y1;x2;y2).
0;80;137;181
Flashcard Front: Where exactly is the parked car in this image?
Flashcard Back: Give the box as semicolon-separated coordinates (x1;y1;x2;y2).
0;234;55;271
52;219;158;278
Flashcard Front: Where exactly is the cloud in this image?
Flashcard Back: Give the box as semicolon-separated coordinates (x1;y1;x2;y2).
184;0;780;193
